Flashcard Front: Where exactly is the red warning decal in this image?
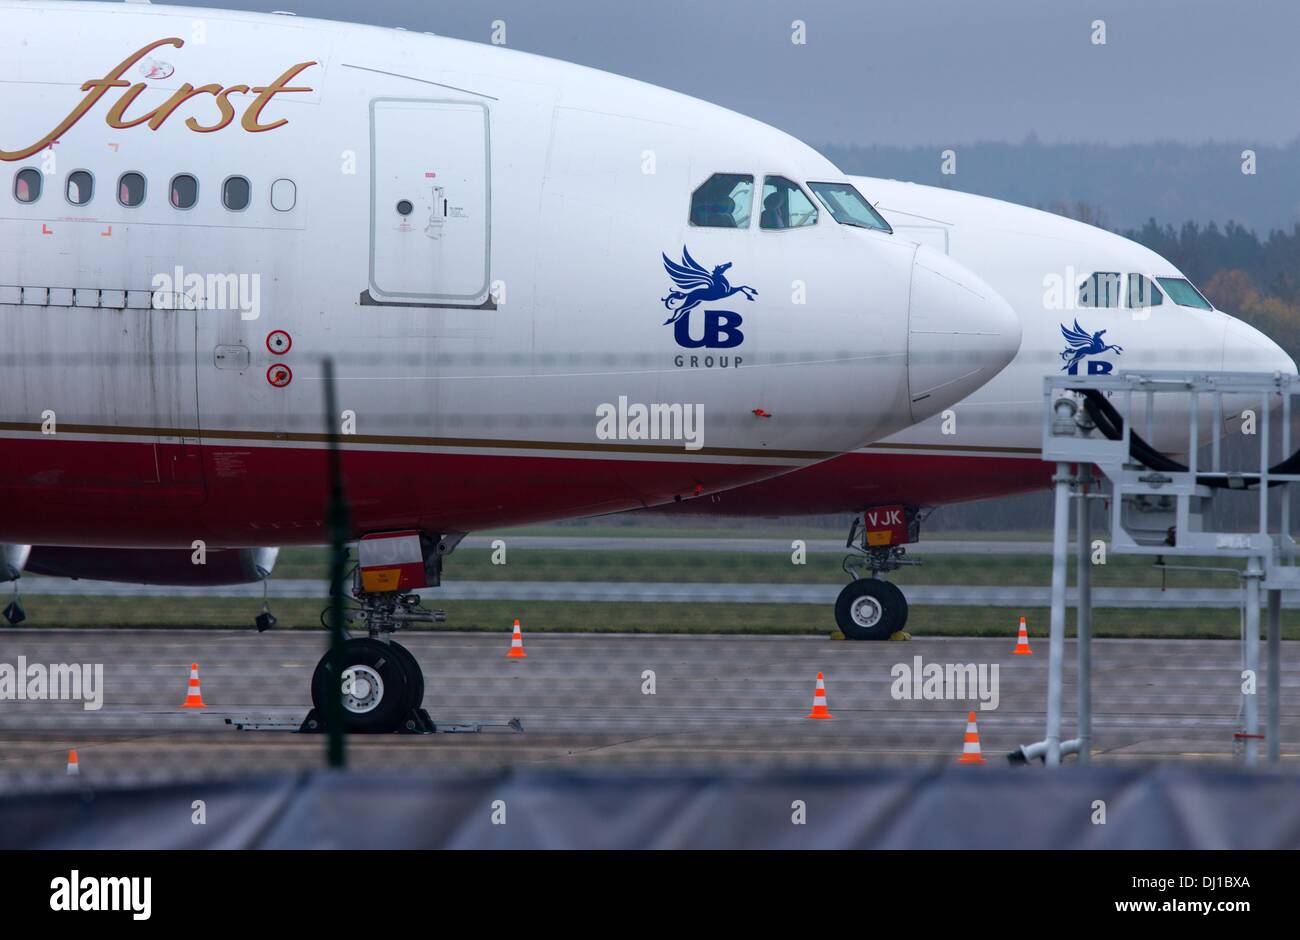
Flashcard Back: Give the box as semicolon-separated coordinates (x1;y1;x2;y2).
267;363;293;388
266;330;292;355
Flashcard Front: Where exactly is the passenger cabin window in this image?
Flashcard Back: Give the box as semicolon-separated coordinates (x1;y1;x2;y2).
808;181;892;232
1156;277;1214;310
1127;274;1163;308
170;174;198;209
760;176;818;230
118;172;146;208
1078;271;1122;308
66;170;94;206
689;173;753;228
14;168;42;203
223;176;251;211
271;178;296;212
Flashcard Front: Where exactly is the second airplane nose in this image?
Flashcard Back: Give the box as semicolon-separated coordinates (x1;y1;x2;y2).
906;245;1021;423
1222;315;1298;376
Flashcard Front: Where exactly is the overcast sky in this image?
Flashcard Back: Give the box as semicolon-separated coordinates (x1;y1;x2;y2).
161;0;1299;148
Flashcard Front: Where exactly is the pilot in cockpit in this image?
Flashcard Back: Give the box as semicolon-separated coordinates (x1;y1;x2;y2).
760;189;788;230
689;175;740;227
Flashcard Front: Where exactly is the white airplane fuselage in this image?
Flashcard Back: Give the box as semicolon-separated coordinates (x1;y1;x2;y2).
683;177;1297;515
0;3;1019;548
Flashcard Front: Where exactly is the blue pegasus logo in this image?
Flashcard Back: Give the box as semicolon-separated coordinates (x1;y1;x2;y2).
1060;319;1123;374
660;246;757;325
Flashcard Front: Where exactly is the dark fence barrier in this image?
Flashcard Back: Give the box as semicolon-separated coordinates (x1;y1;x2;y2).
6;766;1300;849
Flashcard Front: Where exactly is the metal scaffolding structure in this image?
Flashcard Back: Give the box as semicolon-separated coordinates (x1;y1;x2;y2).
1018;370;1298;767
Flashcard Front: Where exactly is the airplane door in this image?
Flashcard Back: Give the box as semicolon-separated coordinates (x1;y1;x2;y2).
368;98;491;305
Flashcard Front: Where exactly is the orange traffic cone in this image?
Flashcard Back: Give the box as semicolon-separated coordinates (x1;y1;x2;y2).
181;662;207;708
805;671;834;719
66;749;79;776
958;710;986;764
507;619;527;659
1013;616;1033;655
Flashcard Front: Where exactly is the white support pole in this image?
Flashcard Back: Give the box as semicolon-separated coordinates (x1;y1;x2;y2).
1076;466;1092;765
1046;462;1072;767
1268;588;1281;765
1243;562;1262;767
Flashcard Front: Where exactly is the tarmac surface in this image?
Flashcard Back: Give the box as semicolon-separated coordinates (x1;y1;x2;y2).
0;630;1294;789
13;576;1286;608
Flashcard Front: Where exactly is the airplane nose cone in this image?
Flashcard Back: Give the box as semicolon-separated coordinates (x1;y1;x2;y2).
906;245;1021;423
1222;315;1298;376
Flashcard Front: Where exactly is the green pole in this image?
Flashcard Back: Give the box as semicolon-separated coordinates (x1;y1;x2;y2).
323;358;349;768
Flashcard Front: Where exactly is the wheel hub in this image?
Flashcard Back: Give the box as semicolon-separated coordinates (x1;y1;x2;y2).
341;664;385;714
850;595;883;628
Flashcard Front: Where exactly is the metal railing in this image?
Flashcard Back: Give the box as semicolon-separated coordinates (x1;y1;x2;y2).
1024;369;1298;767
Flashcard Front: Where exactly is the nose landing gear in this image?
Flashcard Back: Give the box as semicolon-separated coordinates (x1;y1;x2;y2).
302;531;454;734
834;507;926;641
303;593;444;734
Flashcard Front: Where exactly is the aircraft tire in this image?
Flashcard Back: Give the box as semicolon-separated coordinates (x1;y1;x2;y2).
386;641;425;710
311;637;411;733
835;579;906;640
893;581;910;632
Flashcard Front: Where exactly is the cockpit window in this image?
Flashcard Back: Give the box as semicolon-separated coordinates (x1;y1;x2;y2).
807;181;892;232
1078;272;1122;308
1156;277;1213;310
760;176;818;230
1128;274;1163;308
689;173;753;228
